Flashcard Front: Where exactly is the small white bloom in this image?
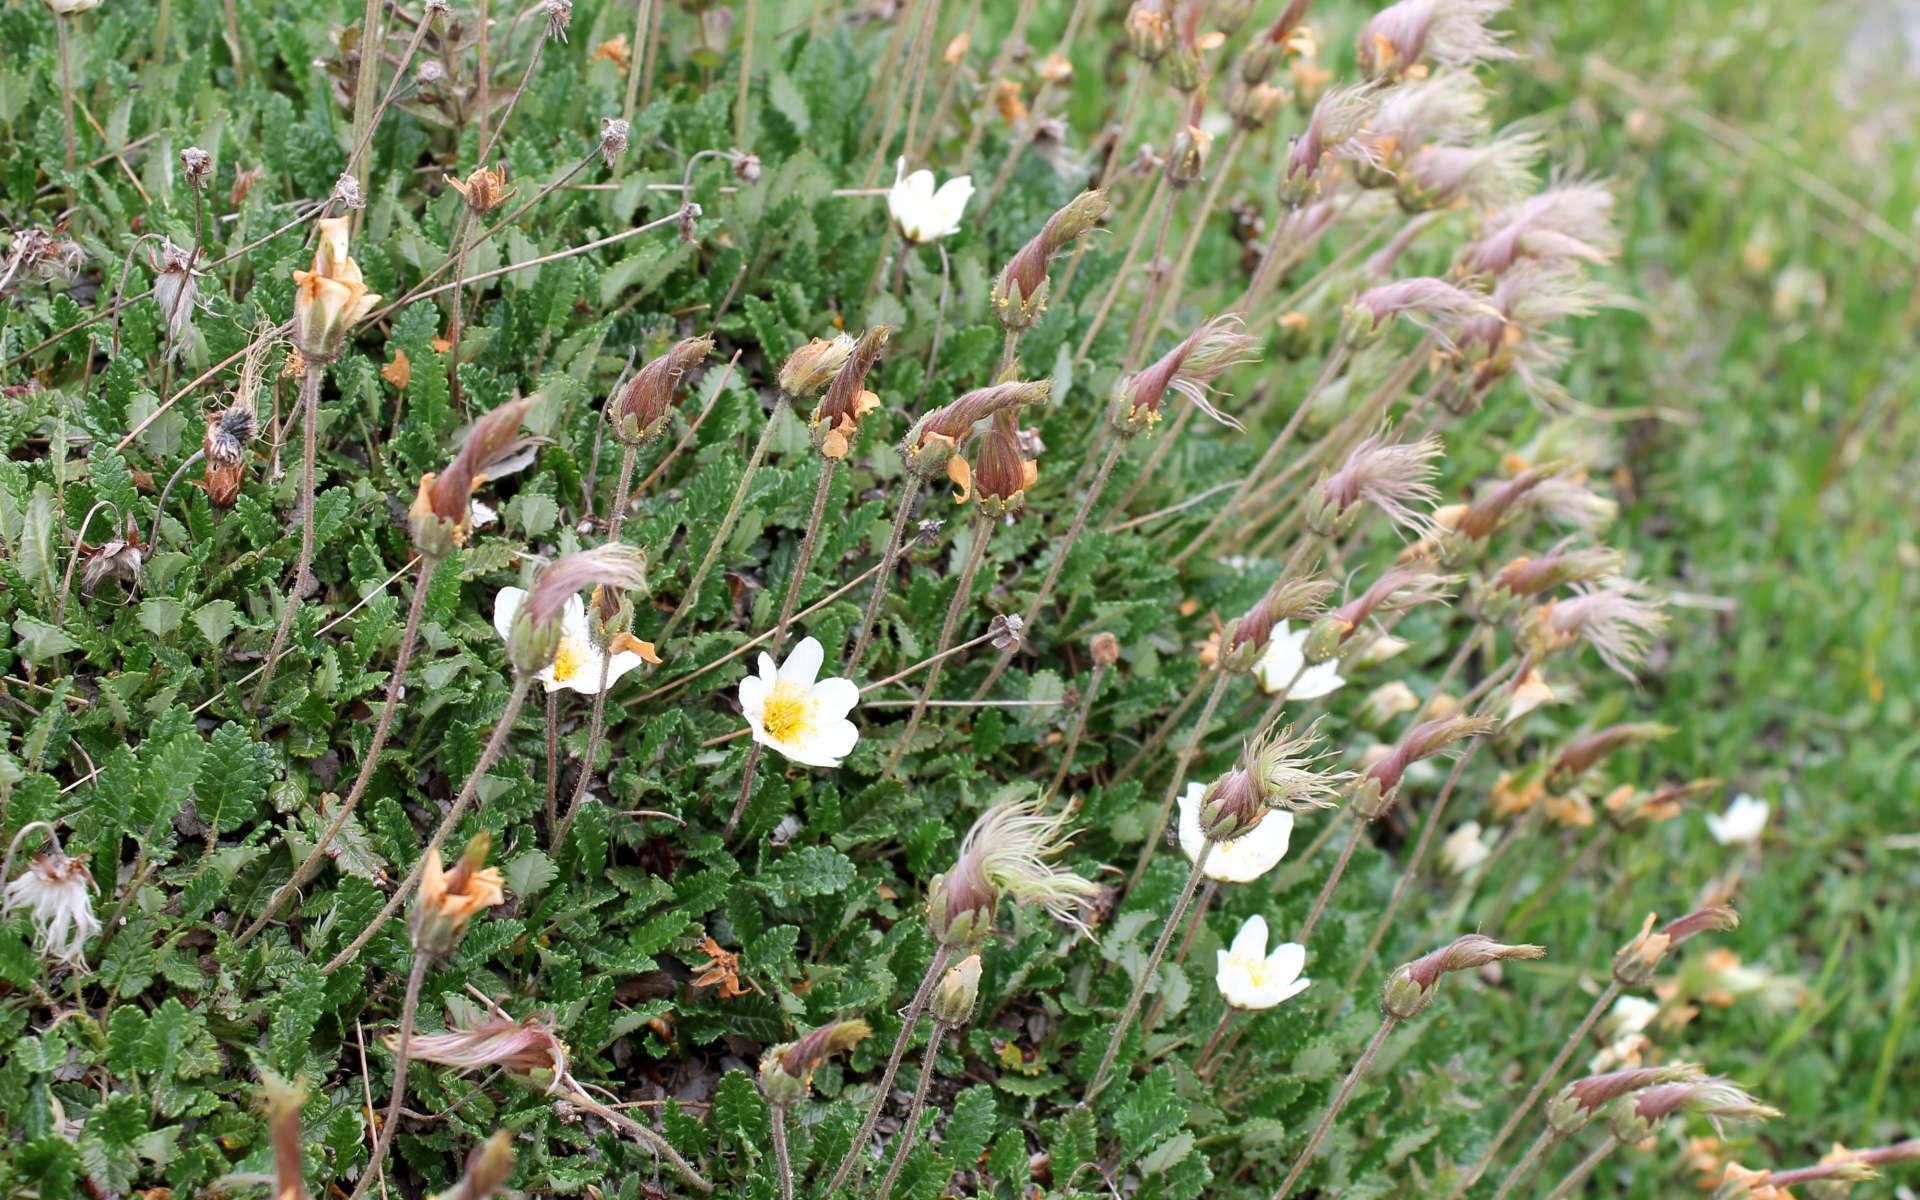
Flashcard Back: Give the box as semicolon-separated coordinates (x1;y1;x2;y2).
469;499;499;530
3;852;101;969
1178;782;1293;883
1253;621;1346;699
888;158;974;244
1704;794;1769;846
1438;821;1492;875
1216;914;1311;1010
492;587;647;695
1605;993;1660;1038
43;0;102;13
738;636;860;768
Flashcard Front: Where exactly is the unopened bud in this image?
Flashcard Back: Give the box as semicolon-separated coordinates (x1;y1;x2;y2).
1091;631;1121;667
778;334;857;397
598;117;631;168
1125;0;1172;62
927;852;997;946
931;954;983;1025
1167;124;1212;187
1383;934;1545;1020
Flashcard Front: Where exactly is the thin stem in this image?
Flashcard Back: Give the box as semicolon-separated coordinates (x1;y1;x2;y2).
348;0;385;193
1043;660;1109;805
1126;667;1233;893
474;0;491;155
235;556;439;948
1147;127;1243;341
883;518;993;776
1113;667;1206;785
860;0;937;187
827;944;956;1193
734;0;757;148
1083;843;1211;1106
344;954;430;1200
446;210;474;414
1074;172;1169;367
1540;1134;1619;1200
844;481;919;665
723;456;837;840
253;365;325;712
58;17;76;177
1120;185;1180;373
1298;815;1363;947
477;36;545;167
322;674;534;975
875;1019;949;1200
910;0;979;164
1270;1016;1400;1200
769;1104;794;1200
658;399;782;649
1488;1128;1562;1200
1195;1007;1236;1080
1172;880;1217;966
621;0;652;122
1055;67;1146;300
563;1080;713;1192
638;0;662;110
545;690;560;833
970;438;1122;700
1341;748;1476;994
1450;981;1622;1200
1508;825;1617;934
555;443;640;847
922;243;951;394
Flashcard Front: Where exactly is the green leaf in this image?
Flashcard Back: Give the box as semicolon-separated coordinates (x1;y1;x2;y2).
755;845;855;905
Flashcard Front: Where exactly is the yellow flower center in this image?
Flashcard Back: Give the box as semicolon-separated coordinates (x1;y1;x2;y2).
551;638;584;684
762;682;815;744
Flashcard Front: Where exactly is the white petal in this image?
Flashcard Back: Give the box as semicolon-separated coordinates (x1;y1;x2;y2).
601;650;648;690
739;671;769;719
814;716;861;765
779;636;824;687
1207;810;1293;883
1278;976;1312;1004
561;594;590;639
1291;659;1347;700
756;651;780;688
905;168;937;203
1266;941;1307;986
1254;624;1307;694
1176;782;1207;862
493;587;529;644
1229;914;1269;960
810;675;860;718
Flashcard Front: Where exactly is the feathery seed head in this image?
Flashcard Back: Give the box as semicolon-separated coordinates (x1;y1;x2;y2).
1288;82;1383;195
928;800;1100;945
413;397;537;558
1111;314;1258;435
1463;182;1619;275
402;1015;569;1084
779;334;857;397
994;190;1110;330
181;146;213;188
1226;574;1336;660
1611;1079;1781;1142
1354;712;1495;815
1382;933;1543;1018
1531;583;1667;677
609;335;713;445
1547;1064;1706;1134
1397;129;1542;211
1552;721;1674;780
1357;0;1514;79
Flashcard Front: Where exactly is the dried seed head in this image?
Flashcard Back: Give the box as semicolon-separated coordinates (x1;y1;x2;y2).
1247;720;1347;811
609;335;713;444
1311;430;1445;538
1611;1079;1780;1142
1532;583;1667;678
331;172;366;211
1110;314;1258;435
541;0;571;40
1463;182;1619;275
904;380;1051;486
413;397;536;558
1546;1064;1705;1134
1355;712;1496;815
1306;565;1456;661
778;334;858;397
154;238;206;346
203;399;260;508
1125;0;1173;62
1365;71;1491;166
1441;463;1564;543
1398;130;1542;211
1167;123;1213;187
759;1019;872;1106
1493;543;1623;598
506;545;648;674
1382;933;1544;1018
3;843;100;969
1614;907;1739;986
1552;721;1673;780
180;146;213;189
598;117;631;167
1090;631;1122;666
1347;276;1495;342
1226;574;1335;661
812;324;891;459
444;162;514;213
928;799;1100;944
1288;82;1383;194
403;1015;569;1082
993;189;1110;330
290;217;380;363
1357;0;1515;80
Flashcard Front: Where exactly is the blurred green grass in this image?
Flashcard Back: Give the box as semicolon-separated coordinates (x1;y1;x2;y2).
1489;0;1920;1186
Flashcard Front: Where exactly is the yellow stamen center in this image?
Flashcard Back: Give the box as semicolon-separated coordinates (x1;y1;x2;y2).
551;638;584;684
762;682;815;744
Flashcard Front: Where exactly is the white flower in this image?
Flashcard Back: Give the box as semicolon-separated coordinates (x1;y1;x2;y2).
1178;782;1294;883
43;0;102;14
1605;994;1660;1038
1216;914;1311;1010
738;636;860;768
3;852;101;969
1438;821;1492;875
1253;621;1346;699
888;158;974;244
492;587;647;695
1704;794;1769;846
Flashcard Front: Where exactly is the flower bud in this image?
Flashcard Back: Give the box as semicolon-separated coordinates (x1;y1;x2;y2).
1383;934;1545;1020
411;831;506;956
1197;767;1265;842
1167;124;1212;188
1091;631;1121;667
1125;0;1172;62
598;117;631;168
973;411;1037;518
778;334;857;398
931;953;983;1025
994;190;1110;331
1546;1064;1704;1135
437;1131;516;1200
758;1019;872;1107
811;324;890;459
927;854;997;947
608;335;713;445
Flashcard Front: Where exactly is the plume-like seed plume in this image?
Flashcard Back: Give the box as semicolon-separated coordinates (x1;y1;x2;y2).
1462;182;1620;275
401;1014;569;1081
1539;583;1667;677
1113;314;1259;433
1357;0;1515;78
525;544;648;628
1318;430;1447;536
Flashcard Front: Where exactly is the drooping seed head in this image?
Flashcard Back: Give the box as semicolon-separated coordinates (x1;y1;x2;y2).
903;380;1051;488
598;117;631;167
1287;82;1384;194
1354;712;1496;816
1551;721;1674;780
1462;181;1620;276
1311;429;1445;538
928;800;1100;945
778;334;858;398
402;1015;570;1084
1614;906;1739;986
1609;1079;1781;1142
1225;574;1335;661
609;335;713;445
1110;314;1258;436
1492;543;1624;599
1382;933;1544;1019
759;1018;872;1106
1545;1063;1705;1134
993;190;1110;331
1532;583;1667;678
811;324;890;458
413;397;537;558
1357;0;1515;80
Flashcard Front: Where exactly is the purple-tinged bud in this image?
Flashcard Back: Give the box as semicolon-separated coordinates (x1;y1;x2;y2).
1309;429;1445;538
759;1019;872;1107
1552;721;1673;780
1226;574;1335;661
1354;713;1495;817
1608;1079;1780;1142
1304;565;1455;662
993;190;1110;331
1346;277;1496;343
1356;0;1515;80
903;380;1051;491
973;410;1038;517
608;335;713;445
411;397;537;558
1110;314;1257;436
1545;1064;1704;1135
1381;933;1544;1019
931;954;983;1025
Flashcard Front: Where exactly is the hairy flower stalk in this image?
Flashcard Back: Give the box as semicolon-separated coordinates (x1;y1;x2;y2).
846;379;1049;672
728;327;888;837
345;834;505;1200
973;316;1255;701
1299;712;1495;945
1456;910;1738;1199
876;954;980;1200
560;337;711;845
239;398;535;948
885;410;1036;774
660;336;854;650
323;547;645;975
1045;632;1122;803
1490;1064;1705;1200
760;1019;873;1200
832;801;1095;1191
259;1074;310;1200
1272;935;1544;1200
